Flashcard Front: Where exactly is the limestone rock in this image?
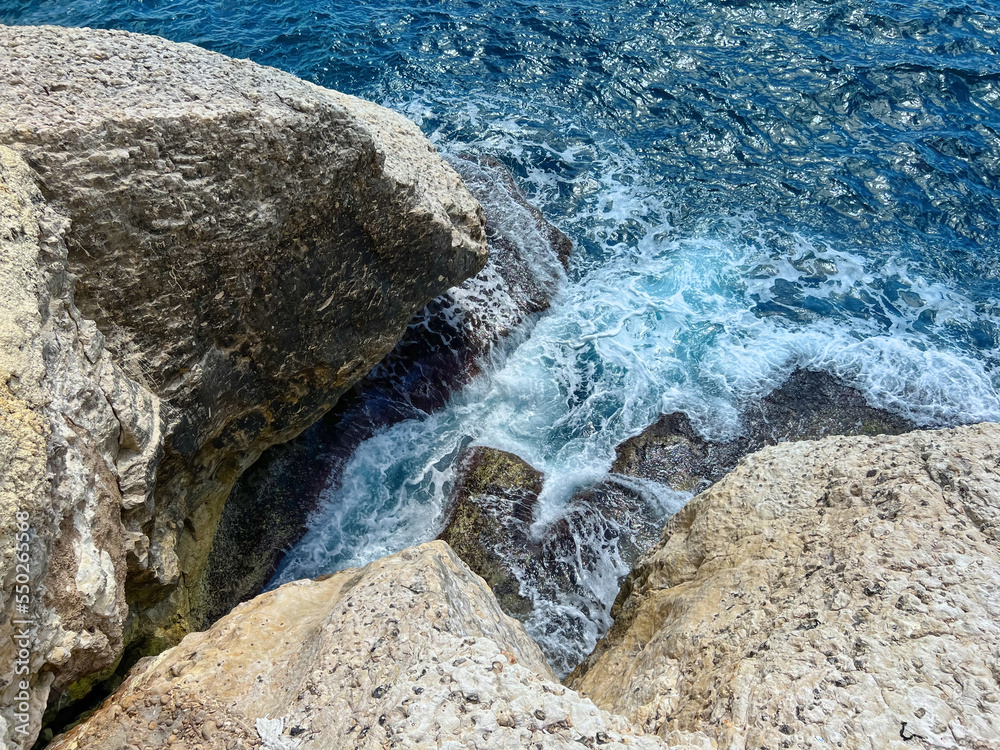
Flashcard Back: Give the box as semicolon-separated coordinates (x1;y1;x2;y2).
203;156;570;629
569;423;1000;749
0;24;485;746
48;542;709;750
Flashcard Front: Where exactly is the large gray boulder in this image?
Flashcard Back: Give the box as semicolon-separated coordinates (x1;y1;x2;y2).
0;24;485;747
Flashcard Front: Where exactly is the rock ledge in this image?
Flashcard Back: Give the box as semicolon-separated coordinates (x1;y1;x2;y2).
570;423;1000;750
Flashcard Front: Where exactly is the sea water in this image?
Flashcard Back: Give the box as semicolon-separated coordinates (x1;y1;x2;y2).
5;0;998;671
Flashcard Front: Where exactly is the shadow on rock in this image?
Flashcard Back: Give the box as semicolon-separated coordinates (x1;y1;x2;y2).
200;157;571;629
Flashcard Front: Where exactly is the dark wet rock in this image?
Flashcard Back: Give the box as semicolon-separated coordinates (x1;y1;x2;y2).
524;478;672;677
613;369;916;494
548;480;668;582
196;428;335;627
437;447;543;619
438;448;672;677
465;154;573;270
201;157;571;628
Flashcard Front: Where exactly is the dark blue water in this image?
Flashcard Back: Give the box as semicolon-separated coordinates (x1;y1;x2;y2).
6;0;1000;670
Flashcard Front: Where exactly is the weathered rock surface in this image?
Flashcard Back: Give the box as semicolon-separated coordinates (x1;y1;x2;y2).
613;369;915;494
48;542;711;750
569;423;1000;749
204;156;570;628
0;24;485;746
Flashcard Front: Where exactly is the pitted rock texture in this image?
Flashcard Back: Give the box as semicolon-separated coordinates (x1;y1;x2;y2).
0;23;485;747
202;156;569;629
48;542;712;750
568;423;1000;750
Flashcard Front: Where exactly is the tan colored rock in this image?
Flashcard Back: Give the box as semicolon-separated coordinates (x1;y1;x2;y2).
0;24;485;747
569;423;1000;749
49;541;711;750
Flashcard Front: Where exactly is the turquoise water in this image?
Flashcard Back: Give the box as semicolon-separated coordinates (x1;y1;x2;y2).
5;0;1000;669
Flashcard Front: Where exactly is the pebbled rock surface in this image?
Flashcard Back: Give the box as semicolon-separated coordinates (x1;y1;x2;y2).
568;423;1000;750
0;24;485;747
613;369;915;495
203;156;570;628
48;542;712;750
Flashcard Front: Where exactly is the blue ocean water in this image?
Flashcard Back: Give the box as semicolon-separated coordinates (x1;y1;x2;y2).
6;0;1000;669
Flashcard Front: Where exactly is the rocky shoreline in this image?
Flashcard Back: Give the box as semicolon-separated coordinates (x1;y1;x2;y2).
0;23;486;746
2;23;998;750
41;423;1000;749
432;368;917;675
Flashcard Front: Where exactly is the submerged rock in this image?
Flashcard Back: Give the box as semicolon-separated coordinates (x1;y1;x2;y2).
0;24;485;746
613;369;915;493
569;423;1000;749
48;542;710;750
205;156;571;627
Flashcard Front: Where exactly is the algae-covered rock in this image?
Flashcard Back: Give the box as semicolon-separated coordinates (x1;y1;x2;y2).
0;23;485;747
438;447;544;620
569;423;1000;749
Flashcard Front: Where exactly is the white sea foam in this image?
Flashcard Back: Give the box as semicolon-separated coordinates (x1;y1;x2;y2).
273;218;1000;588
